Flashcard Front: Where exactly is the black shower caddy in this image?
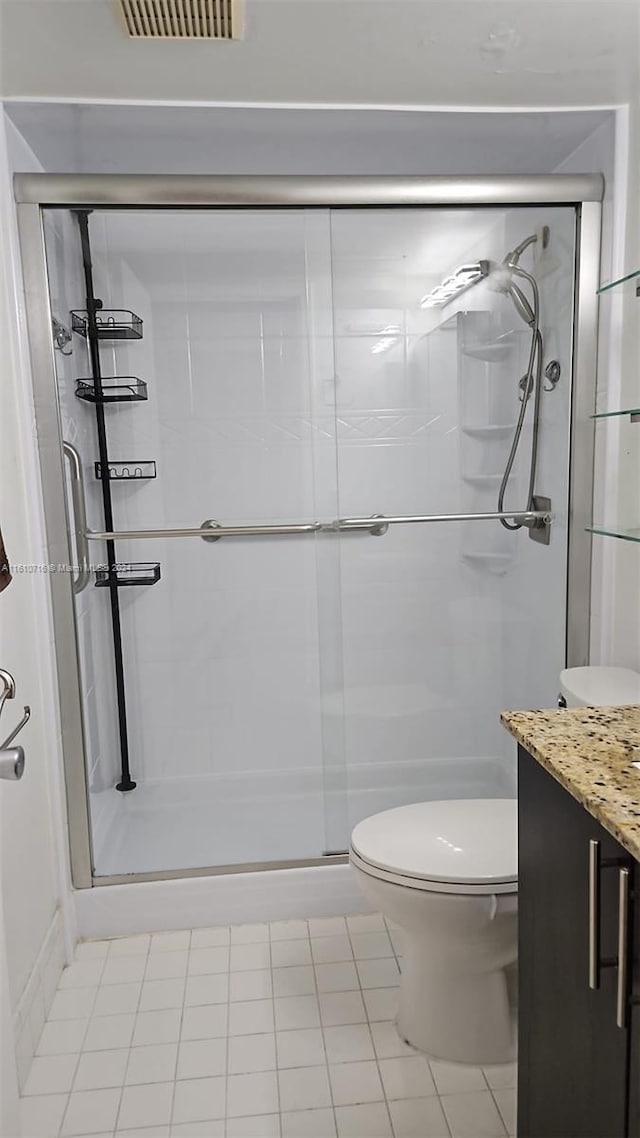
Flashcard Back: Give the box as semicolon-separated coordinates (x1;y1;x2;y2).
72;214;159;792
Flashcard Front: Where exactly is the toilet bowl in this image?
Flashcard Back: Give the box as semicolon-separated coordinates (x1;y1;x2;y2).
350;799;518;1065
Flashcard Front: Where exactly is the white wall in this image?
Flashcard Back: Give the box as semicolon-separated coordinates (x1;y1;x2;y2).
0;113;74;1090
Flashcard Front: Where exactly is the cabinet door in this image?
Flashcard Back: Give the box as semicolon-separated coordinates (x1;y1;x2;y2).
518;747;630;1138
626;862;640;1137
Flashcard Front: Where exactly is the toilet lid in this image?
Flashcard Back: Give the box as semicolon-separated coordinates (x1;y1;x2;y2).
350;799;517;890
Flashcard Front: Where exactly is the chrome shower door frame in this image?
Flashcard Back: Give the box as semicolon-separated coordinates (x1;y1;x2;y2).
14;174;603;889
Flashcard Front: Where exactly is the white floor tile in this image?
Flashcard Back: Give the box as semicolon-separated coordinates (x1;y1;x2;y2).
349;933;393;961
187;948;230;976
230;924;270;945
230;970;273;1002
102;957;147;986
226;1071;279;1118
145;953;188;981
272;966;315;998
117;1082;174;1130
190;927;230;949
311;937;353;965
362;988;399;1022
37;1020;88;1056
329;1061;384;1107
20;1093;69;1138
126;1043;179;1084
334;1102;392;1137
270;940;312;968
132;1009;182;1046
276;1028;325;1069
150;931;191;954
274;995;321;1031
139;979;186;1012
482;1063;517;1091
172;1120;224;1137
180;1004;228;1041
493;1088;517;1135
117;1129;170;1138
94;982;142;1017
74;1048;128;1090
109;935;150;958
356;959;399;990
83;1014;135;1052
229;944;271;973
278;1066;332;1112
228;1033;276;1074
61;1088;121;1136
324;1025;374;1064
378;1056;436;1101
59;962;106;990
172;1077;226;1124
346;916;385;936
226;1113;280;1137
176;1039;226;1080
388;930;405;957
269;920;309;942
318;992;367;1028
228;1000;274;1037
74;941;110;962
388;1096;450;1138
369;1022;414;1060
430;1060;487;1095
441;1090;507;1138
314;963;359;994
23;1054;79;1096
184;974;228;1007
307;918;347;939
282;1107;336;1138
49;989;97;1022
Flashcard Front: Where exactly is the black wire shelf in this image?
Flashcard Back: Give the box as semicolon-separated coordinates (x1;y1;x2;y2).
76;377;148;404
95;460;157;481
71;309;143;340
95;563;161;588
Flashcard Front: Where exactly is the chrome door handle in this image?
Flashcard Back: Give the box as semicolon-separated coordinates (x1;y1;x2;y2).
63;442;90;594
0;746;25;781
589;839;601;989
617;867;631;1029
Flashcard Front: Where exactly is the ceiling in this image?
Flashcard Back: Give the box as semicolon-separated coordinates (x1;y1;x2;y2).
0;0;638;107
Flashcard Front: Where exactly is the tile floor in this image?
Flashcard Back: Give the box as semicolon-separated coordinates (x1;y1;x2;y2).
19;914;516;1138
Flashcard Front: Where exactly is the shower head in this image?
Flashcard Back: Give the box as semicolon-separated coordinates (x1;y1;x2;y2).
507;281;536;327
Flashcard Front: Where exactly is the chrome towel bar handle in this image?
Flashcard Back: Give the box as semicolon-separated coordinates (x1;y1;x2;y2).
63;442;91;594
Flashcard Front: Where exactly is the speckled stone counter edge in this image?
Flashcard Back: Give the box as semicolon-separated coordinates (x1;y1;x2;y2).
501;705;640;862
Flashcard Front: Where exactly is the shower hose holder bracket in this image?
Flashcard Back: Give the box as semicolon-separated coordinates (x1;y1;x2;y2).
528;496;552;546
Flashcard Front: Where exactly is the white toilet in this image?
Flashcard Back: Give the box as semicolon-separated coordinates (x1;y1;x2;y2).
350;666;640;1066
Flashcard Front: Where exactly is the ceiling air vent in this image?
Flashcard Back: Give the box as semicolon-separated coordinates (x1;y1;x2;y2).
117;0;244;39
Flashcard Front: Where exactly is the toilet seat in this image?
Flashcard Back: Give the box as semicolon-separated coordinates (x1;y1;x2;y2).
350;799;518;896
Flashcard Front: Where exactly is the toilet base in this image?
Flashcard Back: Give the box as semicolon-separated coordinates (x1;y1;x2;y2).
397;943;516;1065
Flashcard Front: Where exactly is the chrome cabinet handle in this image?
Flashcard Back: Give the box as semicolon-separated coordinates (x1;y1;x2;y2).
589;839;601;989
617;867;631;1029
63;442;90;594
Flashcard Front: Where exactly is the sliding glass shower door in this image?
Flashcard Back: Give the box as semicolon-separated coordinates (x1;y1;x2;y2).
41;198;579;880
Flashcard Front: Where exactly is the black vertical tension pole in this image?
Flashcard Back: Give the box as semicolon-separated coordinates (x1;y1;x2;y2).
75;210;136;792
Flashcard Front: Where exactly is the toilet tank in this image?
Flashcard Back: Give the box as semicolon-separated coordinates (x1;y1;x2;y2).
560;666;640;708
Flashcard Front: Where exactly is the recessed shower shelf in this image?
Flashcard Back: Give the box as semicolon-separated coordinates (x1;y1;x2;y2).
596;270;640;296
95;563;161;588
462;424;518;439
95;460;157;480
461;552;513;574
586;525;640;544
591;408;640;422
71;309;143;339
76;377;148;404
460;335;521;363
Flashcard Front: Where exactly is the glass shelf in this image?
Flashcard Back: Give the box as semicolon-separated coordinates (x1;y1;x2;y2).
597;269;640;296
587;525;640;544
592;408;640;422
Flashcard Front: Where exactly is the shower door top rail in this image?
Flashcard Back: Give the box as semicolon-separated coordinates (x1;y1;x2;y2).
14;173;605;208
84;508;554;543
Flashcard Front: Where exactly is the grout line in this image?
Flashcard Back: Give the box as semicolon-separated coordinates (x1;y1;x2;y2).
112;933;151;1135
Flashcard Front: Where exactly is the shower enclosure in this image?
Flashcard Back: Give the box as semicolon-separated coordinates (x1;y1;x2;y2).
15;176;601;888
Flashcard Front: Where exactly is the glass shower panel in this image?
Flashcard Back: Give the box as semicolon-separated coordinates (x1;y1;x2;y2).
45;207;345;876
329;207;576;834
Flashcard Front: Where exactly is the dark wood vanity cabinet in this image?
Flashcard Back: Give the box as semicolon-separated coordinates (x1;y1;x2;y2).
518;745;640;1138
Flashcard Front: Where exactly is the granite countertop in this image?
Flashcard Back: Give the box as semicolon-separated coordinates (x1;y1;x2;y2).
501;705;640;861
